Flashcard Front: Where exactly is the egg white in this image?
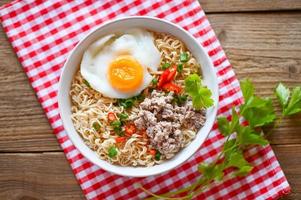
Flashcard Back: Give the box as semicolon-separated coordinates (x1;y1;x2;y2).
80;29;161;99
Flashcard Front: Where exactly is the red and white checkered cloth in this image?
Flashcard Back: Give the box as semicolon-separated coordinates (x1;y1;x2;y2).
0;0;291;199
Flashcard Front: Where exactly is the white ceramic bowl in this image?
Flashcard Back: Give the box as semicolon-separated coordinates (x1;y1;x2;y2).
58;16;219;177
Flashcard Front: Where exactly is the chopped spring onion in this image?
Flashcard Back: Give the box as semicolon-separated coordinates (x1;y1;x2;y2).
110;120;123;136
177;63;183;73
133;93;145;101
180;52;189;63
152;78;158;85
83;79;91;88
118;99;134;109
108;146;118;158
155;151;161;161
118;113;128;121
161;63;171;70
111;120;122;128
92;122;101;131
173;94;188;105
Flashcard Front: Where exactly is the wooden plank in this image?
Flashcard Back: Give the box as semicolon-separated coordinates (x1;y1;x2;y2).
0;152;84;200
1;0;301;13
272;144;301;199
199;0;301;13
207;12;301;144
0;27;61;152
0;145;299;199
0;13;300;152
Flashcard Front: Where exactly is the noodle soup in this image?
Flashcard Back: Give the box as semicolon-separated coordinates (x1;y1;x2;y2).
70;29;209;167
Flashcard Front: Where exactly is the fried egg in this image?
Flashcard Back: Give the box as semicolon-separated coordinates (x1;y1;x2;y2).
80;29;161;99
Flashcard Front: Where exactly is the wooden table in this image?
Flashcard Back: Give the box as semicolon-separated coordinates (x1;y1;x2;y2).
0;0;300;199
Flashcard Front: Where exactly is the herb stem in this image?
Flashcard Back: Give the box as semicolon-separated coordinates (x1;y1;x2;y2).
265;114;283;137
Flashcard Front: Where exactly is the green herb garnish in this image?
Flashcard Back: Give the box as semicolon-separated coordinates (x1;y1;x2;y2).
118;113;128;121
118;98;134;109
133;93;145;101
173;94;187;105
180;52;189;62
161;63;171;70
155;151;161;161
110;120;123;135
111;120;122;127
117;93;144;109
240;79;276;127
152;78;158;86
184;74;214;109
108;146;118;158
92;122;101;131
83;79;91;88
276;83;301;116
177;63;183;73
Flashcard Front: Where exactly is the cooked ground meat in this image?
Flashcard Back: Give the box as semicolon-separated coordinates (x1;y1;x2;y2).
134;90;206;159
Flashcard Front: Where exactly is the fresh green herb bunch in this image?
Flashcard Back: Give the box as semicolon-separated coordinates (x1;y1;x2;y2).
185;74;214;109
139;80;301;200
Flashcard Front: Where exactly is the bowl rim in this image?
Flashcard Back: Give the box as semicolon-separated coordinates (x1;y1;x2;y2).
58;16;219;177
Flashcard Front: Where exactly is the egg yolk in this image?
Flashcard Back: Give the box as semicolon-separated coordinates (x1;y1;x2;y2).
108;55;143;92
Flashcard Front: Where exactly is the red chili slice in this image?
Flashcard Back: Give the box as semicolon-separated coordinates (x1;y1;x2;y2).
157;65;177;88
162;82;182;94
108;112;117;122
149;149;156;156
125;123;136;135
166;65;177;82
115;137;126;143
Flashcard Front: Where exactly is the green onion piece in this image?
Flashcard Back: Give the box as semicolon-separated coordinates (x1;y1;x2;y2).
83;79;91;88
118;113;128;121
92;122;101;131
178;95;188;105
172;94;188;105
180;52;189;63
134;93;145;101
108;146;118;158
111;120;123;135
155;151;161;161
125;99;134;108
118;99;134;109
161;63;171;70
152;78;158;85
177;63;183;73
111;120;122;127
116;130;124;136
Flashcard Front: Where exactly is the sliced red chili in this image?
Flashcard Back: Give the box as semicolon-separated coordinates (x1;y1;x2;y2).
149;149;156;156
108;112;117;122
166;65;177;82
115;137;126;143
157;66;177;88
162;82;182;94
125;123;136;135
158;70;169;88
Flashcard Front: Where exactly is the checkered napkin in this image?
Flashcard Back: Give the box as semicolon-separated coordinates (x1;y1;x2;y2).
0;0;291;199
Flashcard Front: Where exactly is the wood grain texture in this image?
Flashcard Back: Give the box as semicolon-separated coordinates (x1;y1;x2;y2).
0;0;301;13
0;0;300;199
199;0;301;12
0;27;61;152
272;145;301;200
0;145;299;200
0;152;84;200
207;12;301;144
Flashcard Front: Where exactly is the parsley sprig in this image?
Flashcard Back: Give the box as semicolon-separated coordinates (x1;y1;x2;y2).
139;80;301;200
184;74;214;109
